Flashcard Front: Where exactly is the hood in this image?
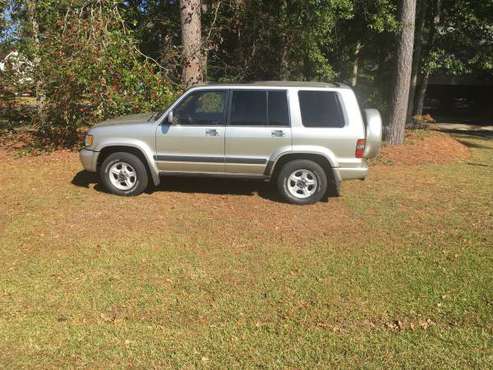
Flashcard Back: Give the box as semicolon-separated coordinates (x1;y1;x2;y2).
94;112;156;128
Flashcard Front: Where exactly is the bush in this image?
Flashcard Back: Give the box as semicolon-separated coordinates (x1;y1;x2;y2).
34;1;177;145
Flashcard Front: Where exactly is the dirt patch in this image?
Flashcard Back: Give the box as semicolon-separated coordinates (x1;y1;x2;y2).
0;129;38;151
373;130;470;167
0;127;85;155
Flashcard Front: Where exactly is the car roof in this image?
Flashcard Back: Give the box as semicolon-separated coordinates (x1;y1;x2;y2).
193;81;349;89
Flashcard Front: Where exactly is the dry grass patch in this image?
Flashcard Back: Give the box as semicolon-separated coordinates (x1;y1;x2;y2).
0;132;491;368
374;130;470;166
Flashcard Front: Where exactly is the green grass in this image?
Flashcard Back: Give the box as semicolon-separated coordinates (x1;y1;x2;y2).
0;133;492;368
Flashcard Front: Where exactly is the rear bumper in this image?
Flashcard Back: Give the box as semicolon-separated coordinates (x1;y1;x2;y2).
79;148;99;172
336;162;368;180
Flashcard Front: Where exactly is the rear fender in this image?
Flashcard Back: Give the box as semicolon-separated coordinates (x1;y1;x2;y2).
268;146;341;182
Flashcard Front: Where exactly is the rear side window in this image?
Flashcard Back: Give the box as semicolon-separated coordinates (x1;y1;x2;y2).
298;91;345;128
230;90;290;126
230;90;267;125
268;91;289;126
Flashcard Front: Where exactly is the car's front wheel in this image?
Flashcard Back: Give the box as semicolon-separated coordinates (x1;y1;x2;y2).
277;160;328;205
100;152;148;196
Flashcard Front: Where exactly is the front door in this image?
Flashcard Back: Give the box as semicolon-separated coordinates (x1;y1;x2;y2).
155;90;227;173
225;89;292;175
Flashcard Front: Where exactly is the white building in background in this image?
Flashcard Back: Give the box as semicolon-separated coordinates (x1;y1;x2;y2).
0;50;34;85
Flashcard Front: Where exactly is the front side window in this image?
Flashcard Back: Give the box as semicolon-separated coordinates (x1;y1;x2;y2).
298;91;345;128
173;90;226;125
230;90;290;126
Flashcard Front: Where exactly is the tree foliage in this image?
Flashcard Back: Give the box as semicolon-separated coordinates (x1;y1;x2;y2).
425;0;493;76
3;0;176;144
0;0;492;145
37;1;175;143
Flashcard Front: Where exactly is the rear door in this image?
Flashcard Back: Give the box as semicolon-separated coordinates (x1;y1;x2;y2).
155;89;227;173
225;89;291;175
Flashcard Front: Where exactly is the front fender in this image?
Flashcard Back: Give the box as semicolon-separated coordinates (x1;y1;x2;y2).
96;138;160;186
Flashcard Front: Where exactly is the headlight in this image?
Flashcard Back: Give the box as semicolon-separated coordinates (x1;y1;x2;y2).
84;134;94;146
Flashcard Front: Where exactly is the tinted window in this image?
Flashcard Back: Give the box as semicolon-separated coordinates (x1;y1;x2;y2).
174;90;226;125
268;91;290;126
298;91;345;127
230;90;290;126
230;90;267;125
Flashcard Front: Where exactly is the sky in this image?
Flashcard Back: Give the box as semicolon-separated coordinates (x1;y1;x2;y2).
1;3;17;43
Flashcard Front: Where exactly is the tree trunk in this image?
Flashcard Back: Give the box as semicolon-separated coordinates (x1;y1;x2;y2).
351;41;363;87
415;69;429;115
180;0;203;87
387;0;417;145
26;0;46;126
406;0;427;125
279;42;289;80
415;0;441;117
279;0;289;80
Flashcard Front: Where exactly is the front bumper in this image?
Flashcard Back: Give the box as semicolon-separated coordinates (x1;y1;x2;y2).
79;148;99;172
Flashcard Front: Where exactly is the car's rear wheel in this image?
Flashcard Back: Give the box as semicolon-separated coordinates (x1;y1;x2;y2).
277;160;327;205
100;152;148;196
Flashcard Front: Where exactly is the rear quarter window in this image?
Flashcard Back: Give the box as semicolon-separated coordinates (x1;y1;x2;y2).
298;91;345;128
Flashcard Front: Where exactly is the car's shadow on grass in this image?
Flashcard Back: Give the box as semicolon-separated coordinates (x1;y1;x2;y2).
71;170;286;202
71;171;110;194
158;176;285;202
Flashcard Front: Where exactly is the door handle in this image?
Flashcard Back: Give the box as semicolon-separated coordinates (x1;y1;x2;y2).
271;130;285;137
205;129;219;136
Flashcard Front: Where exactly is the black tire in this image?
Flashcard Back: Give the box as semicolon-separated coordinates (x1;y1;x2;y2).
100;152;149;196
277;159;328;205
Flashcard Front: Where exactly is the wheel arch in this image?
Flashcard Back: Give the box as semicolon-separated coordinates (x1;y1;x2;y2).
97;145;160;186
267;152;342;185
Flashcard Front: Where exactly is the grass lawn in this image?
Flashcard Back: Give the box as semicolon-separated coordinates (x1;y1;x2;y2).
0;131;492;368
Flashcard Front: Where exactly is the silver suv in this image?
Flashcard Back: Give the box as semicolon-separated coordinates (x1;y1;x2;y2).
80;82;382;204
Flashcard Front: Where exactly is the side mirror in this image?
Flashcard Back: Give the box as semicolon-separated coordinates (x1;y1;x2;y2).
168;110;176;125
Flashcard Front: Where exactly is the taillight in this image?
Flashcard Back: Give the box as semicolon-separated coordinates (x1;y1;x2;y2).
355;139;366;158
